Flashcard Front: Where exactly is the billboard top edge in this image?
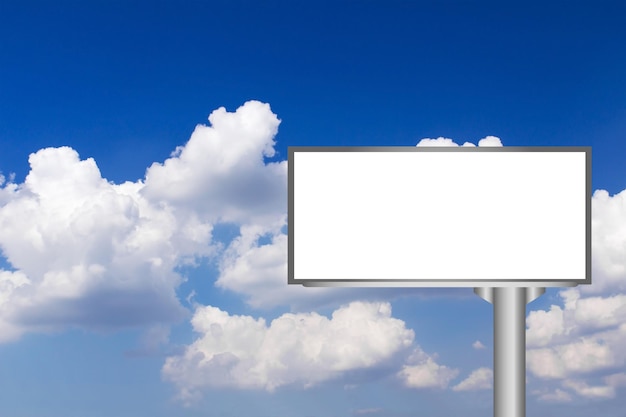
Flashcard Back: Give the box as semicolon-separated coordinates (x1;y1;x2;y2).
288;146;591;153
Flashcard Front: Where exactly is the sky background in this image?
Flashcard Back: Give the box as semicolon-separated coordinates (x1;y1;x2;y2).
0;1;625;417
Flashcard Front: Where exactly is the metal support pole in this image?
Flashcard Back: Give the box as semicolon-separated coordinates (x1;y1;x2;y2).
474;287;545;417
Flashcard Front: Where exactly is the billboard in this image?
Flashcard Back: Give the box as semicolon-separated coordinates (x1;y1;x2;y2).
288;147;591;287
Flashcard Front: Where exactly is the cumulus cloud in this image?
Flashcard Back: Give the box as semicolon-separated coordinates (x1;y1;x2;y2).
215;225;300;308
589;188;626;294
0;147;194;337
162;301;414;401
477;136;503;146
528;340;616;380
397;347;459;389
0;100;288;340
526;304;567;347
526;290;626;402
142;100;286;226
415;136;502;147
526;287;626;381
0;173;18;206
0;269;30;342
452;367;492;391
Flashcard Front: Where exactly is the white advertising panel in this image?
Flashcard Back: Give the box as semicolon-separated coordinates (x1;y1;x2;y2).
288;147;591;287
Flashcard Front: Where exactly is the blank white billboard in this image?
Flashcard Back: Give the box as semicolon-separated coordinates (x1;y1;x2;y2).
288;147;591;287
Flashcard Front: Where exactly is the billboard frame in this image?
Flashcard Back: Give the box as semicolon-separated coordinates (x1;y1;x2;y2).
288;146;592;288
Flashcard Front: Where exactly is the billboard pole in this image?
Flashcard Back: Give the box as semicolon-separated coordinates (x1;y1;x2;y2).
475;287;545;417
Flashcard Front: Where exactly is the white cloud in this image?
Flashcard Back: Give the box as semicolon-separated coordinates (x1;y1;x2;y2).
142;100;286;226
162;301;414;400
0;147;195;335
0;173;18;206
527;286;626;382
397;347;459;389
528;337;616;379
415;136;502;147
526;305;566;347
588;188;626;294
472;340;486;350
0;269;30;307
0;100;288;340
477;136;503;146
571;293;626;329
0;269;29;342
416;137;466;147
526;292;626;403
215;226;295;308
452;367;492;391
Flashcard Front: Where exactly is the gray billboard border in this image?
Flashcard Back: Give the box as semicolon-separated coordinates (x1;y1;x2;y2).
288;146;592;287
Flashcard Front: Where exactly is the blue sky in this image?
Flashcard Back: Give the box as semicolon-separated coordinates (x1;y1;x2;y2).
0;1;625;416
